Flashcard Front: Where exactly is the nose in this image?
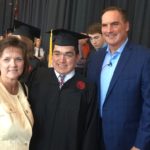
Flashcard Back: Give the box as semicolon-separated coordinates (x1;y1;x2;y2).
107;25;113;32
92;40;97;44
10;59;17;66
59;54;66;62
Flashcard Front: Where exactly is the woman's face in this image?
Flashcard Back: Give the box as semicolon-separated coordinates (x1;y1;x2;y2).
0;46;24;80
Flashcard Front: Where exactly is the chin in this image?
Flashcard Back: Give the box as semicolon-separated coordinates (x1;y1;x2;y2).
59;71;67;74
8;75;20;80
58;69;70;75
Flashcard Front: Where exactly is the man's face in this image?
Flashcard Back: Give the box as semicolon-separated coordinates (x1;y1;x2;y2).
52;45;79;75
89;33;105;49
101;10;129;51
34;38;41;48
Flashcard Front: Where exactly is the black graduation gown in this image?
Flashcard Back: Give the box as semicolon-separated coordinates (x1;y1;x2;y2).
27;67;100;150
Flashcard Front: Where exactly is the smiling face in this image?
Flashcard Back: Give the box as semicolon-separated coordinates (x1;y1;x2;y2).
52;45;79;75
0;46;24;81
101;10;129;52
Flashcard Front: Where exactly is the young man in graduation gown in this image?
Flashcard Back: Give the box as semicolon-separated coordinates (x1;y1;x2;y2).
27;29;101;150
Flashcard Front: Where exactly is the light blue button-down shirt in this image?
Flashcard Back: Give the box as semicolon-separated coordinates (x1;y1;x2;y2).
100;39;128;116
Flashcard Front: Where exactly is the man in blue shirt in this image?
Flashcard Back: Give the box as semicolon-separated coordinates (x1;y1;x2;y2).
87;6;150;150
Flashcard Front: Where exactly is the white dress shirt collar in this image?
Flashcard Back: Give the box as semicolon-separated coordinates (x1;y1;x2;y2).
54;70;75;83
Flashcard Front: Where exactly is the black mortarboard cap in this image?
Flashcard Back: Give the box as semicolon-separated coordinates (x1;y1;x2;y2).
13;20;41;41
47;29;89;48
47;29;89;67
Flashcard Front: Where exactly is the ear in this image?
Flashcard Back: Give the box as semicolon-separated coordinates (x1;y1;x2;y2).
76;54;80;62
125;21;130;32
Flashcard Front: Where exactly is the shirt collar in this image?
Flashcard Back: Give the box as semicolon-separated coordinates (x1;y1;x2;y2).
54;70;75;82
106;38;128;55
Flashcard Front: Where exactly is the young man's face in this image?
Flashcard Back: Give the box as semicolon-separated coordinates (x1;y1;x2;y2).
89;33;105;49
52;45;79;75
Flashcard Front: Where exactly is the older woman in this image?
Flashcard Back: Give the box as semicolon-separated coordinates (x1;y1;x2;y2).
0;37;33;149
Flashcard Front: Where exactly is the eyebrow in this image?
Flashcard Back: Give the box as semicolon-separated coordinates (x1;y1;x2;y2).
102;21;120;25
53;50;74;53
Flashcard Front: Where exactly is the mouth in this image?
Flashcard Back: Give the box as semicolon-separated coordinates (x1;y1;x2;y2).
57;62;67;66
106;33;116;39
58;64;67;68
8;69;18;73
